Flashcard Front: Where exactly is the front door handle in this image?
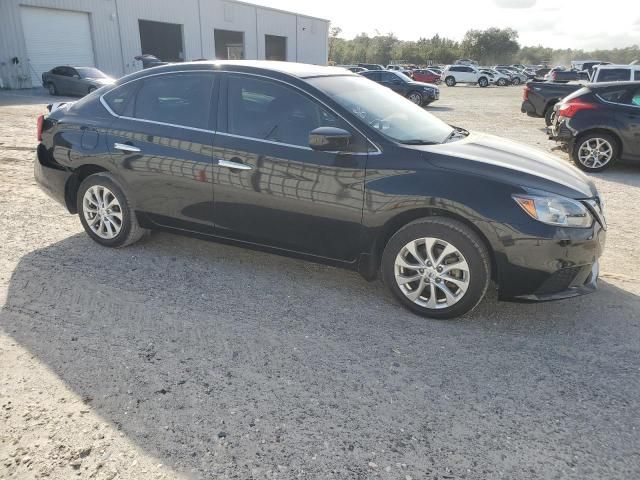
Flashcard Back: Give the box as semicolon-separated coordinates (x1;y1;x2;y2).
114;142;141;153
216;159;252;171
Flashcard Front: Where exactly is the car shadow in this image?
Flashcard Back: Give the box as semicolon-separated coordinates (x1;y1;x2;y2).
588;163;640;188
2;232;639;477
0;88;76;107
425;105;453;112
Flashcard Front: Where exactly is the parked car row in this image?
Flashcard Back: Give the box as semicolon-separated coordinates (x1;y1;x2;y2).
440;64;531;87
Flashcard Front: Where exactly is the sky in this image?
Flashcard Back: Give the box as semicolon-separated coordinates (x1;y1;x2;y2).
250;0;640;50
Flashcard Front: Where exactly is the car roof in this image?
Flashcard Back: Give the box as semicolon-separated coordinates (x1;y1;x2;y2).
594;64;640;70
119;60;356;83
586;80;640;88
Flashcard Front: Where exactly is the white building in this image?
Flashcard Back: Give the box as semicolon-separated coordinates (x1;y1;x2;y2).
0;0;329;89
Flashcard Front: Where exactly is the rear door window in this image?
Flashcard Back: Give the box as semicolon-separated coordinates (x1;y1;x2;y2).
634;71;640;81
362;71;381;82
597;69;630;82
132;73;214;129
103;81;140;116
598;87;631;104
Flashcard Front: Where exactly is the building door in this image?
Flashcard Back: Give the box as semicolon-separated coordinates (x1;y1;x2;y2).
138;20;184;62
20;6;95;86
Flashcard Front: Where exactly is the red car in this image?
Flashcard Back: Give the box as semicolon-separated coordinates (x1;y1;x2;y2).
412;69;440;84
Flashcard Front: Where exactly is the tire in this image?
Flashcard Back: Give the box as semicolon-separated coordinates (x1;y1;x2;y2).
407;91;423;105
47;82;57;96
512;77;521;85
381;217;491;319
571;132;619;172
77;173;148;248
478;77;489;88
544;105;556;127
497;78;507;86
445;76;456;87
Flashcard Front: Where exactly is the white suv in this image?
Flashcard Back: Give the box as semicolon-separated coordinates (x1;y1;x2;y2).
441;65;490;87
591;64;640;83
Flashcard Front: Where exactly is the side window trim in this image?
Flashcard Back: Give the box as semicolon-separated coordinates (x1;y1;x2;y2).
99;70;218;133
219;71;380;155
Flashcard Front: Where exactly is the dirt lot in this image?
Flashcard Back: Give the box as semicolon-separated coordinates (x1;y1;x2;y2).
1;85;639;480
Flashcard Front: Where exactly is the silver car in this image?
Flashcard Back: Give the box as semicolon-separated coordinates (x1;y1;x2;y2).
42;66;115;97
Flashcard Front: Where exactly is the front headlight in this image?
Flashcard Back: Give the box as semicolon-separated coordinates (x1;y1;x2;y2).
513;194;593;228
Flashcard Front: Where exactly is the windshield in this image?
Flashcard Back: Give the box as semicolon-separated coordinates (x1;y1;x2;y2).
308;75;453;144
75;67;108;79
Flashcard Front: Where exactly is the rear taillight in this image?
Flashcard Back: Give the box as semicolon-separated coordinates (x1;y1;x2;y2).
557;99;597;118
523;85;531;100
37;114;44;142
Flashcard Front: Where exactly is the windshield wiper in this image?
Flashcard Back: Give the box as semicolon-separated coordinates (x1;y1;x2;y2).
399;139;439;145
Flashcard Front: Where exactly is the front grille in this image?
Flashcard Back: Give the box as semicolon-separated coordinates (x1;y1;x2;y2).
535;266;583;295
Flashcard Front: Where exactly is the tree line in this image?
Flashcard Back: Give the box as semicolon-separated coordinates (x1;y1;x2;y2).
328;27;640;67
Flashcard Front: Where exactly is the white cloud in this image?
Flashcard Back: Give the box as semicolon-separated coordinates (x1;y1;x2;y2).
494;0;536;8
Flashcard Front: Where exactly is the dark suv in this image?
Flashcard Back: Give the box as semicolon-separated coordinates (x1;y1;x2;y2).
34;61;605;319
359;69;439;106
549;81;640;172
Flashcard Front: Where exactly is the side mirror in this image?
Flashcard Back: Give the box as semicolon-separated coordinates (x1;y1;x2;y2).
309;127;352;152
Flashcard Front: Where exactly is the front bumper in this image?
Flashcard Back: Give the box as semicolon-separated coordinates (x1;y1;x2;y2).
484;214;607;301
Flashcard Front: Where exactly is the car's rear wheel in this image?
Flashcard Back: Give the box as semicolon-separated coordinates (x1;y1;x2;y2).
512;77;521;85
445;76;456;87
407;91;423;105
497;78;507;86
47;82;57;96
544;105;556;127
478;77;489;87
381;218;491;319
572;132;618;172
77;173;147;248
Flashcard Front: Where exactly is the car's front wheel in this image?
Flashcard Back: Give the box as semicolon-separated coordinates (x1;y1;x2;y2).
497;78;507;86
47;82;57;96
77;173;147;248
381;218;491;319
407;91;423;105
512;77;521;85
572;132;618;172
445;76;456;87
478;77;489;87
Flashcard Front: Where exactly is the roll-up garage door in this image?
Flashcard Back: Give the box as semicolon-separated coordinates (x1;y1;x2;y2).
20;6;95;86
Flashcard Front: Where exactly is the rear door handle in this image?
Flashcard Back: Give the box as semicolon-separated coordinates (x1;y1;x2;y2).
216;159;252;171
114;142;141;153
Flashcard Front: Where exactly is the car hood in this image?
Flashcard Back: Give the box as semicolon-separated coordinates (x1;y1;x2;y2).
87;77;115;85
422;132;598;199
408;80;439;88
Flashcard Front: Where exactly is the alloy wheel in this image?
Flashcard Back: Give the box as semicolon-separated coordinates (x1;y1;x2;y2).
578;137;613;169
408;92;422;104
82;185;123;240
394;237;470;309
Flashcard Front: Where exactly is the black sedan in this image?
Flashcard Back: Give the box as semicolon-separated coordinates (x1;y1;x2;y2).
359;69;439;106
549;81;640;172
35;61;606;319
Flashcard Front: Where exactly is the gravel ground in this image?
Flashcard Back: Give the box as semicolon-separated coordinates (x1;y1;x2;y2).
1;85;639;480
